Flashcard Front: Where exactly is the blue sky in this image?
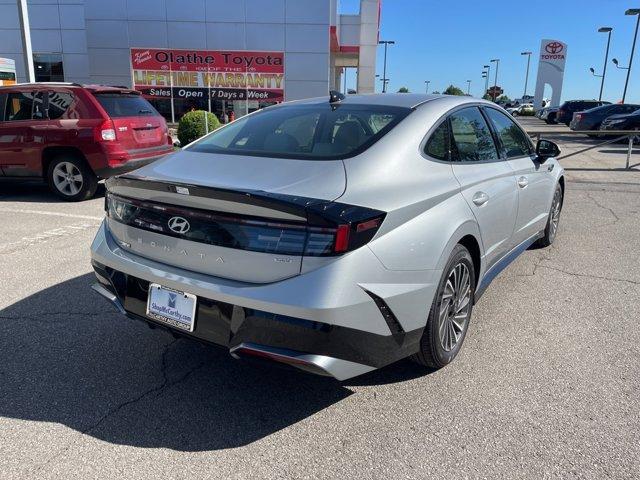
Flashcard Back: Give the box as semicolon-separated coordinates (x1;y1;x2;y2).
340;0;640;103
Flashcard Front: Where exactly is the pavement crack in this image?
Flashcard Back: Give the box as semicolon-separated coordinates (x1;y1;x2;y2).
29;338;206;476
586;192;620;226
537;264;640;286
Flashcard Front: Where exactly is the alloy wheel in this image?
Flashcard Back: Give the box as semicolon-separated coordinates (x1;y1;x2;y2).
438;262;472;352
52;162;84;196
549;188;562;242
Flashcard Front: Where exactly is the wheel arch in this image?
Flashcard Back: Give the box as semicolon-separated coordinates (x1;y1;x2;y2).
435;220;484;285
42;146;89;177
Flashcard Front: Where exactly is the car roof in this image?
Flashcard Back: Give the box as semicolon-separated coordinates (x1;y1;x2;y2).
279;93;494;110
0;83;139;94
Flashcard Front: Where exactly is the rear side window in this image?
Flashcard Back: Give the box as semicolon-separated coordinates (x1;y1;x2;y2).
424;121;449;160
0;93;6;121
4;91;35;121
190;104;411;160
484;108;533;158
93;93;158;118
48;91;74;119
449;107;498;162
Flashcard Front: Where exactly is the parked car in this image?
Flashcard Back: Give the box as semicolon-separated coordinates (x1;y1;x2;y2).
539;107;559;124
0;83;174;201
90;93;565;381
600;108;640;141
556;100;610;126
569;103;640;132
507;103;534;116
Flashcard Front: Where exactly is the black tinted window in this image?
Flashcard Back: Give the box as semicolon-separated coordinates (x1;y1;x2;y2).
0;93;6;122
93;93;158;117
449;107;498;162
484;108;532;158
4;92;34;121
190;104;411;160
424;121;449;160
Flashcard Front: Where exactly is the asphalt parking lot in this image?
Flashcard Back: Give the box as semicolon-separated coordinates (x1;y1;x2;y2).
1;118;639;479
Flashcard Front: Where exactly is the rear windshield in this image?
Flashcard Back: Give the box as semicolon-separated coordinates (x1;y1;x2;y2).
93;93;158;117
189;103;412;160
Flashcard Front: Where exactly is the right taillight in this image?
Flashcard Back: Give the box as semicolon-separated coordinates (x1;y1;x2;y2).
95;120;116;142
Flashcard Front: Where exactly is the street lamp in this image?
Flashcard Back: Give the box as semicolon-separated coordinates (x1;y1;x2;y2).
425;80;431;94
588;27;613;101
483;64;490;97
378;40;395;93
521;51;532;98
490;59;500;101
466;79;472;95
618;9;640;102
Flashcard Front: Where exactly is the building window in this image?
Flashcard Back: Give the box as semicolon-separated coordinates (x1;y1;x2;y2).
33;54;64;82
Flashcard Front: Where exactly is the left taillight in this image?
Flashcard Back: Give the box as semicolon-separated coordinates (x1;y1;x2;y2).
94;120;116;142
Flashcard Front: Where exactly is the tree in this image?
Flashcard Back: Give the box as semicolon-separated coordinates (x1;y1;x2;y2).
443;85;465;96
482;93;492;100
397;87;410;93
496;94;511;103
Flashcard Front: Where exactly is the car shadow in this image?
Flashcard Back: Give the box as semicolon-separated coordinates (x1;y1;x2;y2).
0;273;354;452
0;182;106;202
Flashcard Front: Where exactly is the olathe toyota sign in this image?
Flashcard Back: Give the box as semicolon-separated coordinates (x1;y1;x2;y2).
131;49;285;103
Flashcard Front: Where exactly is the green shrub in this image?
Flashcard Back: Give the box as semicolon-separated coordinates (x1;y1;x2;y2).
177;110;221;146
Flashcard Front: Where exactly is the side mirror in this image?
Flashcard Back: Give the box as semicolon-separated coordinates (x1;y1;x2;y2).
536;139;560;162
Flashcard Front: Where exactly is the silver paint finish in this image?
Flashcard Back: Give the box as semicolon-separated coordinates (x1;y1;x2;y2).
91;93;565;380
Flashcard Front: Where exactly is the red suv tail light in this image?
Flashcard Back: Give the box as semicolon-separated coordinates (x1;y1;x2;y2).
94;120;116;142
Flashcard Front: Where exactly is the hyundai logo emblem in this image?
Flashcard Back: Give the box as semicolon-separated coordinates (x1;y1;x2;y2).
168;216;190;234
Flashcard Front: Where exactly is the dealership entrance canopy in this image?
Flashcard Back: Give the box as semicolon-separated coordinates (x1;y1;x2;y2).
0;0;381;122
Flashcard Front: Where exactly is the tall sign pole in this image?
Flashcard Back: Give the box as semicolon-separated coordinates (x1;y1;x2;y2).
17;0;35;82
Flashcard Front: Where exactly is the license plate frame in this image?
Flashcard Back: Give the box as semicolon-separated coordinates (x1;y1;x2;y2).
146;283;197;332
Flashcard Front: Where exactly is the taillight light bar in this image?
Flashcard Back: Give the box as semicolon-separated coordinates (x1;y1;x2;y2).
105;192;385;256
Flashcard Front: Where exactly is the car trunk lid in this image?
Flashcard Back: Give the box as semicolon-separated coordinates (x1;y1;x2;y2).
104;150;348;283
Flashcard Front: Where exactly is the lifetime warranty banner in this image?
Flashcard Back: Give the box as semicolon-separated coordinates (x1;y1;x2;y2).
130;48;285;102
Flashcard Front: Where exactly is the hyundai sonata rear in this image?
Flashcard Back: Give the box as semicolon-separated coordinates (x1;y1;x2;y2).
91;93;564;380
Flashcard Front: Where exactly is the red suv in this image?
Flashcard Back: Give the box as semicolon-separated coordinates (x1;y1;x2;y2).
0;83;173;201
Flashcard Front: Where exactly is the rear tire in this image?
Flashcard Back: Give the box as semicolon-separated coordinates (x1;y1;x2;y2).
412;244;475;369
535;183;563;248
47;155;98;202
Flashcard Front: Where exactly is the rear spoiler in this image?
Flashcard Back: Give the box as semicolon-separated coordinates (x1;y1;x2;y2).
107;175;382;226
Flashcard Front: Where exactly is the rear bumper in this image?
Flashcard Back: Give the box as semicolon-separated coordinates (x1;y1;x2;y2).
94;153;169;178
90;221;438;379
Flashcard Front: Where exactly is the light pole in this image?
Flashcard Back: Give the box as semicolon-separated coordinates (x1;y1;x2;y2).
424;80;430;94
378;40;395;93
590;27;613;101
490;59;500;101
482;73;488;97
521;51;532;98
466;80;471;95
483;64;490;97
620;9;640;102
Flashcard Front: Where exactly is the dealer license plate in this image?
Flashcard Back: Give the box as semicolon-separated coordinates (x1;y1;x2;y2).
146;284;197;332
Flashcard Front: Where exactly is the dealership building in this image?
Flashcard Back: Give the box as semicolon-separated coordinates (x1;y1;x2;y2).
0;0;380;122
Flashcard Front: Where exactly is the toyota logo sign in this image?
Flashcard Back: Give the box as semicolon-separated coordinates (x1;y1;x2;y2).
168;216;190;234
545;42;564;54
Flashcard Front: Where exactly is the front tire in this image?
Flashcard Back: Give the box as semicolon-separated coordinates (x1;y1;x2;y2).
536;183;563;248
47;155;98;201
412;244;475;369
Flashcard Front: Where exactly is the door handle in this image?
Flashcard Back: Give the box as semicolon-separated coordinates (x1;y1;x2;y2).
517;176;529;188
472;191;489;206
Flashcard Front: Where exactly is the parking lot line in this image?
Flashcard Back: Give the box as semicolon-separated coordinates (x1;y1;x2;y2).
0;208;103;222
